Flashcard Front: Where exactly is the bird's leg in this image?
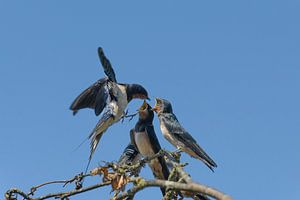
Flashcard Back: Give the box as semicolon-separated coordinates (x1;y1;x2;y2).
161;149;180;163
175;148;183;154
171;148;182;162
121;110;138;122
126;112;138;121
121;110;129;123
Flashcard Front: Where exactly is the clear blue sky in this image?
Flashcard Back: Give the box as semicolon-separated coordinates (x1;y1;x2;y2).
1;1;300;199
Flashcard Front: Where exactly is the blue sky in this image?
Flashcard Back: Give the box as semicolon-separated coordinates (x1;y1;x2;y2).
1;1;300;199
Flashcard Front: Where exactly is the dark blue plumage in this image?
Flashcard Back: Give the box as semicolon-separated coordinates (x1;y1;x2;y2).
70;77;108;116
97;47;117;82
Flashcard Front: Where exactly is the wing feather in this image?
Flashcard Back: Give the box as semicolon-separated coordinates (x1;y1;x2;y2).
98;47;117;82
70;78;109;116
145;125;170;180
118;143;140;165
162;114;217;171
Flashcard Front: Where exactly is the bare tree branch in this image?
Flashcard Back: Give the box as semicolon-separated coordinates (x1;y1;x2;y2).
114;178;231;200
5;150;231;200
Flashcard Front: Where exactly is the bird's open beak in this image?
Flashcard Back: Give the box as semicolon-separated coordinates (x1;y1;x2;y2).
138;100;148;112
151;106;158;112
151;98;160;112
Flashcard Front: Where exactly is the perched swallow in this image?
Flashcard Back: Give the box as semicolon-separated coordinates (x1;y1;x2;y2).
70;47;149;171
152;98;217;172
131;101;170;195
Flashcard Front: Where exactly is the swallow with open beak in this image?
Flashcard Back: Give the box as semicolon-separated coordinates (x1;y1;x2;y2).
152;98;217;172
70;47;149;172
131;101;170;195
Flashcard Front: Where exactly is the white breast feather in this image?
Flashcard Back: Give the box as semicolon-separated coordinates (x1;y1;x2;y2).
135;132;155;156
160;122;178;148
114;84;128;119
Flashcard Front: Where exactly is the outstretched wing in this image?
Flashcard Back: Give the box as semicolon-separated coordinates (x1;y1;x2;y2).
98;47;117;82
70;78;109;116
162;114;217;171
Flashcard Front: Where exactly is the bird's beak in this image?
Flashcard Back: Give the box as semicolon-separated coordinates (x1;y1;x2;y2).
138;100;148;112
151;98;160;113
151;106;159;112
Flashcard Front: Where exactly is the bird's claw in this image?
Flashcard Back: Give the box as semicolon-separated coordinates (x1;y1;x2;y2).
121;110;129;123
126;112;138;121
121;111;138;122
171;149;182;162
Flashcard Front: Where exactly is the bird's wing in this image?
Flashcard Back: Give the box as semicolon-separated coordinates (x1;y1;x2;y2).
118;143;140;166
145;125;163;154
70;78;109;116
98;47;117;82
162;114;217;171
145;125;170;181
94;84;109;116
130;129;138;150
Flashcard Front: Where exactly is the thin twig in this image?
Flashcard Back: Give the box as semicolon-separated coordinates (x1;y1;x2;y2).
27;173;90;196
6;181;111;200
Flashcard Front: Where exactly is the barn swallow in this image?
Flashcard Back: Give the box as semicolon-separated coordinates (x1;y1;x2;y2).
69;47;149;172
152;98;217;172
131;101;170;195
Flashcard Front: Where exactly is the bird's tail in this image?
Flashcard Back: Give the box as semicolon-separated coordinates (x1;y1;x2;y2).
85;131;104;174
159;157;170;181
200;151;217;172
149;156;170;195
192;144;217;172
160;158;170;196
84;109;114;174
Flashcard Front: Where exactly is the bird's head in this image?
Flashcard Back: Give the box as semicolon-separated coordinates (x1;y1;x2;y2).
137;100;154;122
126;84;149;102
152;98;173;114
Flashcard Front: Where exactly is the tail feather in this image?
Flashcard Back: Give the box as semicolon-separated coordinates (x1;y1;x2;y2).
149;157;170;196
159;157;170;181
85;133;103;174
192;144;217;172
84;109;114;174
